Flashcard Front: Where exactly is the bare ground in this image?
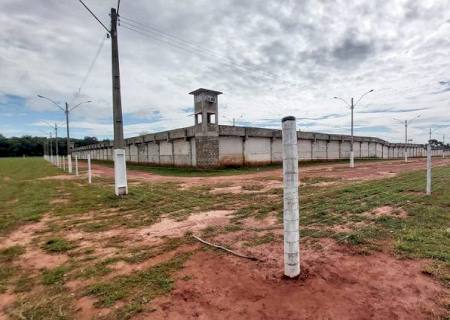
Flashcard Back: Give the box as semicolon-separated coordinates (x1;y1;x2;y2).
80;157;450;188
1;158;449;319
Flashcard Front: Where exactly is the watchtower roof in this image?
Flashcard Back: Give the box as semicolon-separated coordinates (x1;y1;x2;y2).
189;88;223;96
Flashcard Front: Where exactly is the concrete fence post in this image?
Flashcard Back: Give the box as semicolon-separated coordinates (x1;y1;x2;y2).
88;154;92;184
68;155;72;174
75;155;79;176
62;156;66;171
282;116;300;278
426;143;432;195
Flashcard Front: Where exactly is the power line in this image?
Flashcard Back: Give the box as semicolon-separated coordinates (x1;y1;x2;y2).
117;0;121;15
77;35;108;94
78;0;110;33
118;16;283;84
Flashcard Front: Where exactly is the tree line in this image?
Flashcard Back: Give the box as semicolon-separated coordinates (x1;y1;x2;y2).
0;134;447;158
0;134;108;157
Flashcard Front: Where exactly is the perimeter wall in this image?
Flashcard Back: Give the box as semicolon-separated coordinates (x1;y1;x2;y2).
72;125;444;168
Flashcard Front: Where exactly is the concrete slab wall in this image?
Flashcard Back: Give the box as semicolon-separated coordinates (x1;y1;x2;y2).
328;141;340;160
244;137;271;164
159;141;173;165
219;136;244;166
73;124;427;167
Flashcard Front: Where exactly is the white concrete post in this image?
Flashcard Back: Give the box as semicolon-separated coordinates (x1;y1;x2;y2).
62;156;66;171
68;155;72;174
87;154;92;184
282;116;300;278
114;149;128;196
75;155;79;176
57;155;60;168
350;150;354;168
426;143;432;195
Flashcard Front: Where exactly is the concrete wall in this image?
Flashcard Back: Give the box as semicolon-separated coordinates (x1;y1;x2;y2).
73;124;430;168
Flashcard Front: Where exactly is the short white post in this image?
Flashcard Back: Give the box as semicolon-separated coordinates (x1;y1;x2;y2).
114;149;128;196
68;155;72;174
57;155;60;168
282;116;300;278
75;155;79;176
87;154;92;184
62;156;66;171
350;151;355;168
426;143;431;195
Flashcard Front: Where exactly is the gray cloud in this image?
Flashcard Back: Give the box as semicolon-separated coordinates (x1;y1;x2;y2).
332;36;375;64
0;0;449;143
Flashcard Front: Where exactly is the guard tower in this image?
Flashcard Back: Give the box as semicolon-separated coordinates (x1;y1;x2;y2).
189;88;222;167
189;88;222;137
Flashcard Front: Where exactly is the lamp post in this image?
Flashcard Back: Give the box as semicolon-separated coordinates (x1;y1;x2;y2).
393;114;421;163
38;95;91;174
37;95;91;157
334;89;374;168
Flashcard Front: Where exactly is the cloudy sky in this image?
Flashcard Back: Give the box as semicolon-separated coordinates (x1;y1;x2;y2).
1;0;449;143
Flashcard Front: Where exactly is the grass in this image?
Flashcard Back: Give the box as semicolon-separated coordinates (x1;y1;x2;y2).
0;157;449;319
0;158;60;234
42;238;74;253
86;254;189;319
42;266;70;285
0;245;25;262
91;159;282;177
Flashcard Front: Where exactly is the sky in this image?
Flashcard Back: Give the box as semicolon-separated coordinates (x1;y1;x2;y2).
1;0;449;144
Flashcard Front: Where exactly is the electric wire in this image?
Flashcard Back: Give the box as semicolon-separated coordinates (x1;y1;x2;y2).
77;35;108;95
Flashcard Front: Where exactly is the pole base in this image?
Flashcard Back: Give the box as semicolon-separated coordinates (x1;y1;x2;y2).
114;149;128;196
350;151;355;168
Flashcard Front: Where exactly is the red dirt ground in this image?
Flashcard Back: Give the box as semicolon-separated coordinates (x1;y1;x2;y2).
78;158;450;187
145;239;448;320
2;158;449;319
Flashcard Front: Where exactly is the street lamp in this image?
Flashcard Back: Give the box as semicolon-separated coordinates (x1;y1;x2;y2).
333;89;374;168
393;114;421;163
37;95;91;157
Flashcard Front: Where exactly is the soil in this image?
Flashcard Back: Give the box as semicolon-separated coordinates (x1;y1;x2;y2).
80;158;450;189
364;206;408;218
2;158;449;319
145;239;448;320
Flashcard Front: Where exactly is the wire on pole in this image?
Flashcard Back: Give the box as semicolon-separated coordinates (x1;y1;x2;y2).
78;0;110;33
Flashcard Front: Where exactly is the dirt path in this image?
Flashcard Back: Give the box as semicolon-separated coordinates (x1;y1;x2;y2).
145;239;448;320
77;158;450;187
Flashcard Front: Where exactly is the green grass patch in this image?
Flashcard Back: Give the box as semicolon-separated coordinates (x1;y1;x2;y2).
0;158;60;235
0;245;25;262
86;254;189;318
91;159;281;177
42;238;74;253
42;266;70;285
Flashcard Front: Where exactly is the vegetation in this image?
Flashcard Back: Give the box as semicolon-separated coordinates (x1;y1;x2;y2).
0;157;448;318
0;134;105;157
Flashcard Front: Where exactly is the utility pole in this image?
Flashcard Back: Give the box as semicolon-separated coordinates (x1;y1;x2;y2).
79;0;128;195
54;123;59;167
350;97;354;168
37;95;91;160
49;132;53;164
334;89;373;168
393;114;421;163
443;134;446;159
111;7;128;196
404;120;408;162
